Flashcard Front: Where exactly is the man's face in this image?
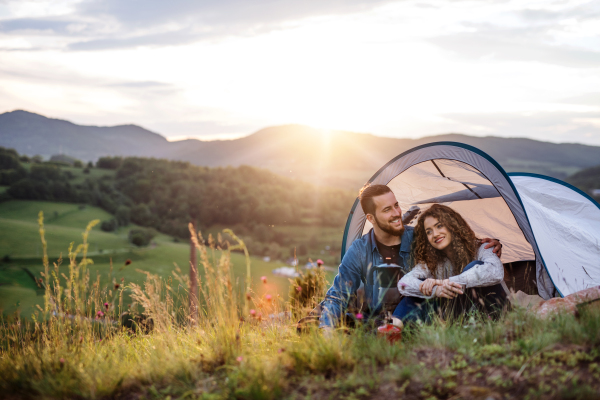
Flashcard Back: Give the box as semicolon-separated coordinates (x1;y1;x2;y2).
369;191;404;237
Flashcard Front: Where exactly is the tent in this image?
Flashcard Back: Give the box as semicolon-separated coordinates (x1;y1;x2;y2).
341;142;600;299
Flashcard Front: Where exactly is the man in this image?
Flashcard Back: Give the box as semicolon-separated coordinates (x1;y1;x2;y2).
319;184;502;330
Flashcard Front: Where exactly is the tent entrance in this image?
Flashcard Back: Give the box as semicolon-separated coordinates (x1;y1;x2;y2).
361;158;535;264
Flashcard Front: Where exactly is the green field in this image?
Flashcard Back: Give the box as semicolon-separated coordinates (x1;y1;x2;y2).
0;200;313;317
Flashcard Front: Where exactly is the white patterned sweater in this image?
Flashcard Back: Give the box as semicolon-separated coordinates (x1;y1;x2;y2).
397;243;504;299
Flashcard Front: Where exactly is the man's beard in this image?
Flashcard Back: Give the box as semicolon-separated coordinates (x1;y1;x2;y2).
374;214;405;237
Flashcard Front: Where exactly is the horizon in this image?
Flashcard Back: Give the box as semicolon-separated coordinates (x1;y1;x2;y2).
1;0;599;145
4;108;600;147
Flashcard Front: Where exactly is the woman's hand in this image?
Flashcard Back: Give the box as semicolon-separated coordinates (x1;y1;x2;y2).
419;278;441;296
435;279;464;299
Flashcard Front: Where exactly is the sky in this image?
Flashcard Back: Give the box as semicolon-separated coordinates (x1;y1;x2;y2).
1;0;600;145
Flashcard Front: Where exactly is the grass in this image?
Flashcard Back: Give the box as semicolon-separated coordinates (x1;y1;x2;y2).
1;246;600;399
2;201;600;399
0;201;304;318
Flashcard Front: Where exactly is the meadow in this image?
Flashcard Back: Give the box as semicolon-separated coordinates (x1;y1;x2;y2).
1;212;599;400
0;200;318;318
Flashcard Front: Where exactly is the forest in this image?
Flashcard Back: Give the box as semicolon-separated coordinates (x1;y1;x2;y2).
0;147;355;260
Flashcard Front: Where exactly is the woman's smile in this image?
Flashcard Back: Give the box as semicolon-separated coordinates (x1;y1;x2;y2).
424;216;453;252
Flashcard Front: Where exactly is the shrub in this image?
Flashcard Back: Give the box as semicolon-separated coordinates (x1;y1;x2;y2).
97;156;123;170
130;204;152;225
0;168;26;185
30;164;62;181
115;206;131;226
100;219;118;232
128;227;157;247
289;267;327;318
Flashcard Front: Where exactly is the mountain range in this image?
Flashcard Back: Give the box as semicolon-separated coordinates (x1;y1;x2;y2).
2;110;600;189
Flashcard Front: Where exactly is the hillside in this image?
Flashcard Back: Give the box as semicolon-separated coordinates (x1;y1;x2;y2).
2;110;600;188
0;110;168;161
0;148;353;266
0;200;295;317
567;165;600;196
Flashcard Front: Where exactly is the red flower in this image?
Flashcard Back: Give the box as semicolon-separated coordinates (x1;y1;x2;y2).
236;356;243;362
249;309;256;316
97;310;104;318
265;294;272;302
59;358;65;363
114;283;120;289
261;276;267;284
356;313;363;320
104;302;109;309
125;259;132;266
296;286;302;293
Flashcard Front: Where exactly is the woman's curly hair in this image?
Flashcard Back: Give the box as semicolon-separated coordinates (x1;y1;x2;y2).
412;204;480;277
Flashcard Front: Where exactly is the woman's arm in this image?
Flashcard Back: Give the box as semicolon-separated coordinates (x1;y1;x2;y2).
449;244;504;288
398;263;436;298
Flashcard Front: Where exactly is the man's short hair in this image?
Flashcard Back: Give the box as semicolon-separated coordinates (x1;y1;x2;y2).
359;184;392;216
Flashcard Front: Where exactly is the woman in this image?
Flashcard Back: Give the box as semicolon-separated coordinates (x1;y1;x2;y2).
393;204;507;323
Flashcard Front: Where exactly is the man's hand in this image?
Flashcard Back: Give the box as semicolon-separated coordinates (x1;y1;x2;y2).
435;279;464;299
419;278;441;296
481;238;502;258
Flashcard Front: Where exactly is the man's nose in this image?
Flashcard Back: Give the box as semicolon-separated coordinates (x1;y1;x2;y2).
392;207;401;217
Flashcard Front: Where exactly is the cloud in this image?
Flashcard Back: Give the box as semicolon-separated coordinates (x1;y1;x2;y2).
0;18;73;33
428;1;600;68
443;110;600;145
106;81;172;88
431;30;600;68
0;0;394;51
76;0;391;28
557;93;600;106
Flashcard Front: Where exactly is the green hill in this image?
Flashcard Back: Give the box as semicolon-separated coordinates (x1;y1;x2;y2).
0;200;303;317
3;110;600;189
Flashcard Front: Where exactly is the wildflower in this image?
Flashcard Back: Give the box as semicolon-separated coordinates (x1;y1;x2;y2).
79;337;83;343
236;356;243;362
59;358;65;364
278;348;285;353
249;309;256;316
114;283;120;289
261;276;267;284
265;294;272;301
97;310;104;318
296;286;302;292
104;302;109;309
317;259;323;266
355;313;363;320
121;277;124;282
246;292;252;301
125;259;132;266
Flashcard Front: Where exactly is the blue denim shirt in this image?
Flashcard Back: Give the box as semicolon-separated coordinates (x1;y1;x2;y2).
319;226;415;328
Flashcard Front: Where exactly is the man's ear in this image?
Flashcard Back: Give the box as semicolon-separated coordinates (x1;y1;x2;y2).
366;213;375;224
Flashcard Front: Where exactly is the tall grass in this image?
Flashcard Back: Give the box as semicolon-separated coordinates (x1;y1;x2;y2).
1;214;600;399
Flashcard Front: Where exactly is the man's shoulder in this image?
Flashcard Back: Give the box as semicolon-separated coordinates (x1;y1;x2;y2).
346;231;371;252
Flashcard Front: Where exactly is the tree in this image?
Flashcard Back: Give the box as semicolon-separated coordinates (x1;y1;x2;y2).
101;219;118;232
130;204;152;225
115;206;131;226
97;156;123;170
128;228;157;247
